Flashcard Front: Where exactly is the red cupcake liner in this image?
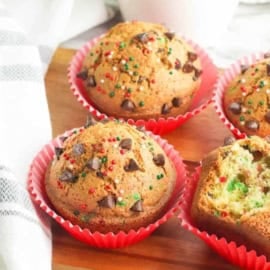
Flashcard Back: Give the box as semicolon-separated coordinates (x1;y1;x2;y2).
27;127;187;248
179;166;270;270
212;51;268;139
67;35;218;135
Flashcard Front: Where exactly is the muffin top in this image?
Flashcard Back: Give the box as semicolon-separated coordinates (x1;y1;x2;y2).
77;21;202;120
224;55;270;137
46;119;176;225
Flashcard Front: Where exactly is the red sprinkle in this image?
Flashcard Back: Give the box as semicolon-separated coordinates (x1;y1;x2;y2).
57;181;63;189
149;37;155;42
99;149;105;154
111;160;116;165
70;159;76;164
151;79;155;84
251;73;255;76
219;176;227;183
80;204;87;210
105;41;109;45
102;171;108;177
120;149;125;155
95;50;99;54
221;211;228;218
104;51;111;56
88;188;95;194
105;184;111;190
257;164;263;172
108;166;113;171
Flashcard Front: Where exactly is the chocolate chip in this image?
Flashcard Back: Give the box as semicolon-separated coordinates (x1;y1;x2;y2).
240;65;248;74
265;111;270;123
194;68;202;80
55;147;63;160
182;62;194;73
188;52;198;62
164;32;175;40
245;120;259;131
229;102;241;115
134;32;148;43
96;171;104;178
119;138;132;150
153;154;165;166
121;99;136;112
223;136;236;146
76;69;88;80
85;115;97;128
171;97;182;107
174;59;181;70
267;64;270;76
252;151;263;161
59;169;78;183
86;157;101;171
60;136;68;142
72;143;85;156
130;200;143;212
161;103;171;114
98;195;116;208
263;186;270;194
87;75;96;87
124;159;139;172
264;52;270;59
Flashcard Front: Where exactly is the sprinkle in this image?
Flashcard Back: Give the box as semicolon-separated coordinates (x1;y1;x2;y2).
68;164;74;169
221;211;228;218
115;83;121;89
167;48;172;55
259;81;265;88
108;55;113;59
242;92;247;96
111;160;116;165
240;121;245;126
112;66;118;71
100;79;105;84
119;42;126;49
129;71;133;76
259;100;264;106
81;172;87;178
169;71;173;75
139;101;144;107
88;188;95;194
116;136;121;141
120;149;125;155
117;200;126;206
139;86;144;91
242;107;247;113
255;68;259;72
124;63;129;70
121;59;127;65
105;184;111;190
101;156;108;163
121;85;126;90
129;56;134;61
133;64;139;68
239;115;245;121
156;58;161;63
119;189;124;194
267;89;270;94
127;88;132;93
256;89;260;92
156;173;164;180
109;91;115;97
241;78;246;83
90;52;94;56
114;179;120;184
214;210;220;217
133;193;140;200
73;210;80;216
149;185;153;190
247;100;253;105
133;71;138;76
117;197;123;202
108;166;113;171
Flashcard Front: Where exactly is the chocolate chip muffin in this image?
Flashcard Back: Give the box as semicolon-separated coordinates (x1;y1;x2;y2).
76;21;202;120
191;136;270;258
45;118;176;233
224;55;270;137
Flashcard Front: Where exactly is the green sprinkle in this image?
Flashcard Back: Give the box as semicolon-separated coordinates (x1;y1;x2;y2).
129;56;134;61
81;213;95;222
81;172;87;178
139;101;144;107
167;48;172;55
90;52;94;56
156;175;161;180
127;88;132;93
109;91;115;97
133;193;141;201
239;115;245;121
149;185;153;190
227;178;248;193
150;147;154;151
115;83;121;89
133;71;138;76
133;64;139;69
259;81;265;88
124;63;129;70
116;136;121;141
156;173;164;180
73;130;77;134
255;68;259;72
247;109;251;114
117;201;126;206
101;156;108;163
214;210;220;217
100;42;104;46
169;71;173;75
247;100;253;105
259;100;264;106
119;42;126;49
254;201;263;208
73;210;80;216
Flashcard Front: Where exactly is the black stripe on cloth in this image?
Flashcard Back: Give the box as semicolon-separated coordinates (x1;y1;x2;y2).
0;209;39;225
0;64;42;81
0;30;29;45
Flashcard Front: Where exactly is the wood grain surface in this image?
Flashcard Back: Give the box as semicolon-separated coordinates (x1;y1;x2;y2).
45;48;238;270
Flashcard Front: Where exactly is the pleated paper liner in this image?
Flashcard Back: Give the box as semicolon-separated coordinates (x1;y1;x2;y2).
28;126;187;248
179;166;270;270
213;51;268;139
68;35;218;135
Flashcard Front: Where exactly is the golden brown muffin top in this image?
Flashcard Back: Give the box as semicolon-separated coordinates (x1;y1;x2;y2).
77;21;202;119
224;55;270;136
46;119;176;222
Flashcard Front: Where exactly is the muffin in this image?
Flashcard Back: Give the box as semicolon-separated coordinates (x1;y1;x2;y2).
76;21;202;120
224;55;270;137
45;118;176;233
191;136;270;258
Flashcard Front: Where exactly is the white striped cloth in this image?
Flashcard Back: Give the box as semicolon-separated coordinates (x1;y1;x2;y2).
0;2;52;270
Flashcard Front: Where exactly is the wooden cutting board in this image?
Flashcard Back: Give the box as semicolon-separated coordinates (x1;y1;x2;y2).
45;47;238;270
